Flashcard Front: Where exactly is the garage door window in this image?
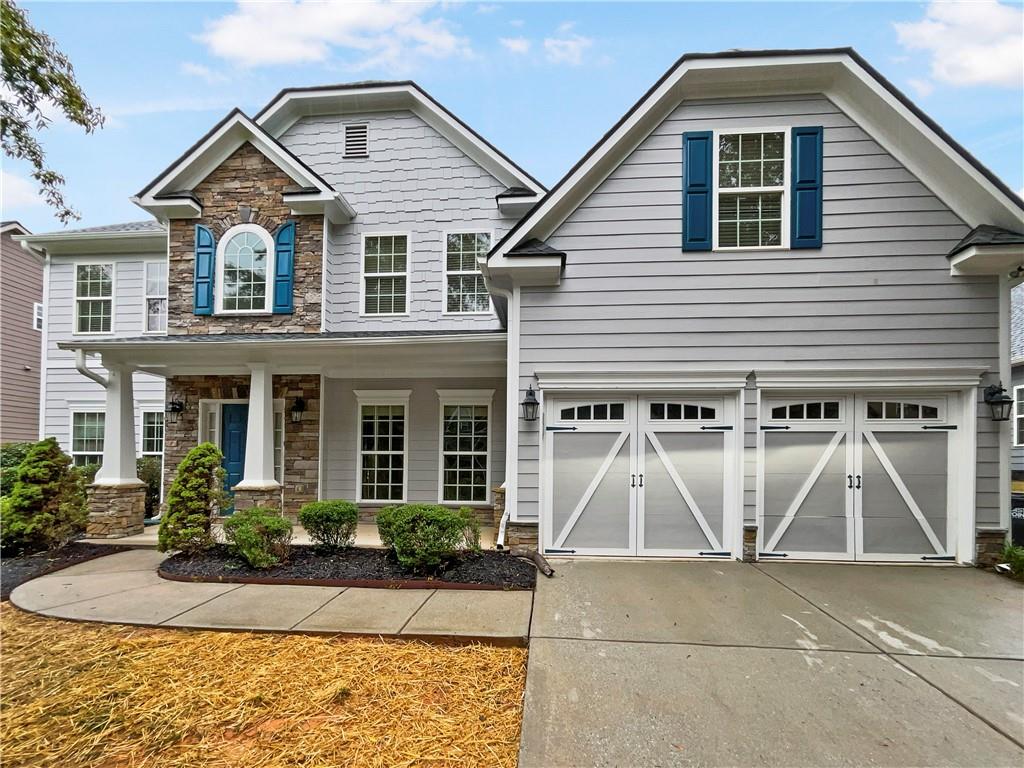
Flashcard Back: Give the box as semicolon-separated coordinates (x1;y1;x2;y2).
559;402;625;421
865;400;939;421
770;400;840;420
649;402;716;421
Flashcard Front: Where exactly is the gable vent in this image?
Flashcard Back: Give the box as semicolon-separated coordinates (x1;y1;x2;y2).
344;123;368;158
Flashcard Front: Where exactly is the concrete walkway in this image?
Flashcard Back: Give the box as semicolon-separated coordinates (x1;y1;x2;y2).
520;559;1024;768
9;550;532;645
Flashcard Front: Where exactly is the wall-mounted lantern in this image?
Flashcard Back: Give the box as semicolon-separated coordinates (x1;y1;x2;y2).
290;397;307;424
983;383;1013;422
165;399;185;425
521;386;539;422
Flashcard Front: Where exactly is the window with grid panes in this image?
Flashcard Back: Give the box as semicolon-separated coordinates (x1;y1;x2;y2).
75;264;113;333
141;412;164;455
71;412;104;466
717;131;785;248
359;404;405;500
441;404;488;502
222;230;269;311
144;262;168;332
363;235;408;314
445;232;490;313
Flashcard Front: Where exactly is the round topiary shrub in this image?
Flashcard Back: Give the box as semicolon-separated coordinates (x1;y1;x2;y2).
158;442;225;554
298;500;358;550
223;507;293;569
375;504;480;573
0;437;87;556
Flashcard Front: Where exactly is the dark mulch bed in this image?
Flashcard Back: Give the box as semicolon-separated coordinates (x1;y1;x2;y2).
1;542;131;600
160;544;537;590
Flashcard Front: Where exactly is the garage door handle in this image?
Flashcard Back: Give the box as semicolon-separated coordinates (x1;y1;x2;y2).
855;475;862;489
631;474;636;488
546;425;578;432
639;473;644;487
847;474;853;488
922;425;956;430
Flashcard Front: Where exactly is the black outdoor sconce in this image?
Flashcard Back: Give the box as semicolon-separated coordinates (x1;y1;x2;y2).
521;386;540;422
983;383;1013;422
165;399;185;424
290;397;307;424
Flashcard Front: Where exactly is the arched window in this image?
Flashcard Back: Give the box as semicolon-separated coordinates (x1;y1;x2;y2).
217;224;275;313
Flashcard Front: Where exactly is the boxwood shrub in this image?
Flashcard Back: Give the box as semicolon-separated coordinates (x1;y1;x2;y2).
223;507;293;569
298;500;358;550
376;503;480;572
158;442;225;554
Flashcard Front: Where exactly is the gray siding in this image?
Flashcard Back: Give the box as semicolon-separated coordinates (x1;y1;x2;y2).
321;376;505;504
516;94;1000;526
280;110;515;333
43;255;166;455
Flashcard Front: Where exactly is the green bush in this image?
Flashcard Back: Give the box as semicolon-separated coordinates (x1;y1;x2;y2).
998;543;1024;580
298;500;358;550
158;442;225;554
375;504;480;573
77;462;100;486
136;456;162;519
0;438;87;556
223;507;293;568
1;441;34;494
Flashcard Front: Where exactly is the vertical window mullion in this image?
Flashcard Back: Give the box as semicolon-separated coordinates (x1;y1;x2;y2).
441;403;488;503
445;232;490;313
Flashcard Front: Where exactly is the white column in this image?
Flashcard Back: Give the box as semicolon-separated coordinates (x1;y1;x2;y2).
236;363;279;489
998;276;1012;534
94;362;141;486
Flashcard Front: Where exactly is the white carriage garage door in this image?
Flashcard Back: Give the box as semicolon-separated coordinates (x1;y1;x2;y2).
542;394;739;558
758;393;958;562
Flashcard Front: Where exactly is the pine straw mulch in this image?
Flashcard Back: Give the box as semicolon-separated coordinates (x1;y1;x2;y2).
0;607;527;768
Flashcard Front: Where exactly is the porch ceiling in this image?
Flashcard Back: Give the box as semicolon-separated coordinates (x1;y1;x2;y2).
59;331;507;379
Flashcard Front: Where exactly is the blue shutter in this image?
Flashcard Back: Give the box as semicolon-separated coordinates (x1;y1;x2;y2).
193;224;215;315
682;131;714;251
791;126;823;249
272;221;295;314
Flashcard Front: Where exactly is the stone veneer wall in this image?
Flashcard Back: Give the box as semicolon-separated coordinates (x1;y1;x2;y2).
162;374;320;519
167;142;323;334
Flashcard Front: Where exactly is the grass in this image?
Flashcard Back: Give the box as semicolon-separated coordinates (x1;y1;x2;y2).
0;607;527;767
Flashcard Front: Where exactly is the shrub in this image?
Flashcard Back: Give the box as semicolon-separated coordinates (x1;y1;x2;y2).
0;438;87;556
136;456;162;518
223;507;293;568
298;500;358;550
158;442;225;554
998;543;1024;580
376;504;480;572
76;462;100;486
0;441;34;494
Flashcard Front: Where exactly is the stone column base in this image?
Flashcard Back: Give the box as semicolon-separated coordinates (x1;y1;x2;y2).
86;483;147;538
975;528;1008;567
232;487;283;516
742;524;758;562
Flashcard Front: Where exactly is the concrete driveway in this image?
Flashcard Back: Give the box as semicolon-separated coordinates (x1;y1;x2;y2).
520;560;1024;767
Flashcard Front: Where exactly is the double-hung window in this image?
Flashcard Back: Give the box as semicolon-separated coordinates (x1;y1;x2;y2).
75;264;113;333
363;235;408;315
71;411;104;467
141;411;164;456
144;261;168;332
438;390;492;504
358;392;409;502
1015;386;1024;448
445;232;491;313
217;224;275;313
32;302;43;331
716;130;786;249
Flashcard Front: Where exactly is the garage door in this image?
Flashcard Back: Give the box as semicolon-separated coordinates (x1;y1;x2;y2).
759;393;956;562
543;395;738;557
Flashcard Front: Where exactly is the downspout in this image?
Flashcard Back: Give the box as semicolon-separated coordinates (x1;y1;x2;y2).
75;349;108;388
487;279;516;550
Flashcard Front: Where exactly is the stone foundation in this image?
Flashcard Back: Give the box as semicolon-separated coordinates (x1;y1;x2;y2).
232;487;283;515
743;524;758;562
492;486;506;529
975;528;1008;567
505;522;539;551
86;483;147;538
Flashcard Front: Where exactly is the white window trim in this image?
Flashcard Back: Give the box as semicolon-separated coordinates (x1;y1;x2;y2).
72;262;115;336
355;390;411;504
441;229;495;316
712;126;791;252
32;301;43;331
1014;385;1024;448
343;122;369;158
140;409;165;456
142;260;168;335
436;389;493;506
197;399;286;483
215;223;276;316
360;232;412;317
69;407;105;466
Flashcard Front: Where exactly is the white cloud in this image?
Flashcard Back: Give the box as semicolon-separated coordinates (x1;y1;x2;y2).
500;36;530;55
543;32;592;66
180;61;228;85
907;78;934;98
198;0;472;70
894;1;1024;89
1;170;45;210
105;96;237;119
475;3;500;13
508;18;524;28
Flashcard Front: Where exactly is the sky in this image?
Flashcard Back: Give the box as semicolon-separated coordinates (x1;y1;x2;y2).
3;0;1023;233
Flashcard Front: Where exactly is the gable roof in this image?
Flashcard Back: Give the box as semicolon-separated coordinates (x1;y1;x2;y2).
255;80;545;195
491;47;1024;262
1;221;30;236
949;225;1024;258
132;109;354;222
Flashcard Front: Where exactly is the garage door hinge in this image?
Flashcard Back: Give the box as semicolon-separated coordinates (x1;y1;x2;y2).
921;425;956;430
758;552;789;558
921;555;955;561
698;550;731;557
700;425;733;431
760;425;791;430
544;548;576;554
545;425;578;432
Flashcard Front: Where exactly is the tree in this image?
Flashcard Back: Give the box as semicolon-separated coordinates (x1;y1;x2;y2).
158;443;227;555
0;0;103;223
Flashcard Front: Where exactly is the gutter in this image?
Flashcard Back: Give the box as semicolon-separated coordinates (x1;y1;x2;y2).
75;349;108;388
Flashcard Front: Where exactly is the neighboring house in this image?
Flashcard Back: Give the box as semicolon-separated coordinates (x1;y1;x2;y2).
1012;284;1023;489
0;221;43;444
17;49;1024;563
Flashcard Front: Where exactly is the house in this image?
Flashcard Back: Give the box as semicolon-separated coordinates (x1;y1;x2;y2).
1012;285;1023;492
1;221;43;445
18;48;1024;563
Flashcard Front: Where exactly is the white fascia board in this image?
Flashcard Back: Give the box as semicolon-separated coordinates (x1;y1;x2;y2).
129;197;202;221
755;366;988;390
486;255;563;287
283;190;356;223
496;196;541;217
949;244;1024;276
535;370;751;391
15;230;167;256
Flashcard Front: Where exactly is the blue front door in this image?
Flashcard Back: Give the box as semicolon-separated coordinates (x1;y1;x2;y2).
221;404;248;509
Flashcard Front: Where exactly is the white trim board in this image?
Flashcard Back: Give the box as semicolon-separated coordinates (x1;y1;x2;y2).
754;368;987;390
536;370;751;392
